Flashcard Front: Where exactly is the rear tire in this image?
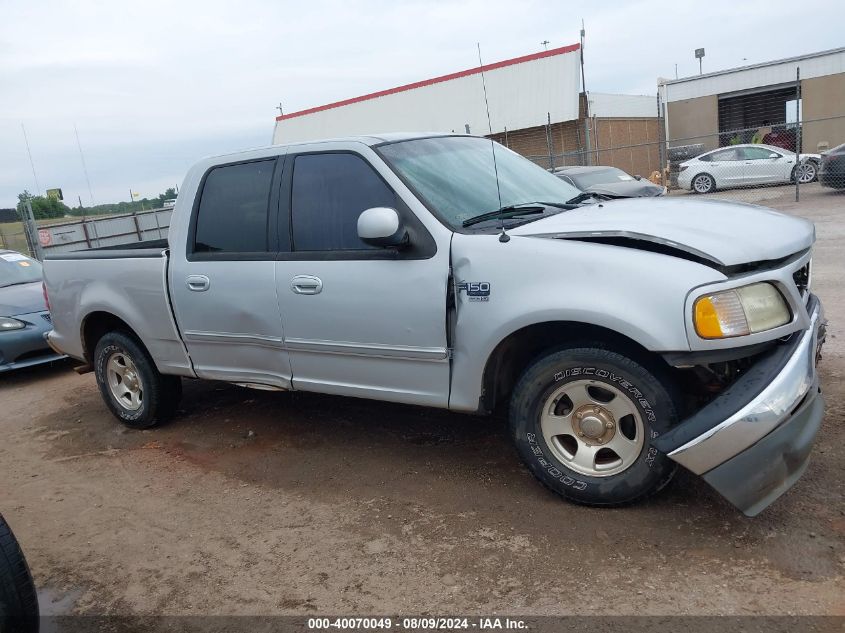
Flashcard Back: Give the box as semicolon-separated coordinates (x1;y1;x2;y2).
691;173;715;194
0;514;39;633
93;331;182;429
509;347;678;507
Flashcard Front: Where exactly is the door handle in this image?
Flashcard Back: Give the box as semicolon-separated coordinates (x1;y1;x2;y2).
186;275;210;292
291;275;323;295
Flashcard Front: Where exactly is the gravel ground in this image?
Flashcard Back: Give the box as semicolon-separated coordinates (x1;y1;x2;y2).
0;183;843;619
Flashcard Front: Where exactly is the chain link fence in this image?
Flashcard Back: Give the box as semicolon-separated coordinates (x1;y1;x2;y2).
514;74;844;208
0;224;34;257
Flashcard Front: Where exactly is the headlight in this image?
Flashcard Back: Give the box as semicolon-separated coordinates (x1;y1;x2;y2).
694;283;791;339
0;317;25;331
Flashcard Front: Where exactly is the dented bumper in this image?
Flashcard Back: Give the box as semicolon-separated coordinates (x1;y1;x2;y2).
655;295;826;516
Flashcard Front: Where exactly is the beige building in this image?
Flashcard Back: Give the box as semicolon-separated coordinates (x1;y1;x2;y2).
659;47;845;154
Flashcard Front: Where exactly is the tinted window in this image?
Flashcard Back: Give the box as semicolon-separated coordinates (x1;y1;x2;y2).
742;147;779;160
708;148;740;161
194;160;275;253
291;153;396;251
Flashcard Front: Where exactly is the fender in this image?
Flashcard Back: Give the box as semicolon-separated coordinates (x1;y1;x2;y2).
447;232;726;411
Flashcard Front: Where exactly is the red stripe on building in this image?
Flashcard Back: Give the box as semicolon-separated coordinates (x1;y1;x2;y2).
275;43;581;121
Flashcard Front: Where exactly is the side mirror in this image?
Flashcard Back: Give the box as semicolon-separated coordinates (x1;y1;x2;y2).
634;174;642;180
769;153;780;159
357;207;408;248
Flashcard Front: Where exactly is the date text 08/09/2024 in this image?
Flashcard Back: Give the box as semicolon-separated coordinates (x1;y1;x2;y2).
307;617;528;630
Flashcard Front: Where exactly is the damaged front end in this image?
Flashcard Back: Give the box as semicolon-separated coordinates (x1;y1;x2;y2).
656;295;826;516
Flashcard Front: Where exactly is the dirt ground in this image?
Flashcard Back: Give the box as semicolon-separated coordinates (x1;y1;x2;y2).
1;183;843;618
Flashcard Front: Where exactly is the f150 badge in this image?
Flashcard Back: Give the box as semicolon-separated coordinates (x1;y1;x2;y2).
457;281;491;302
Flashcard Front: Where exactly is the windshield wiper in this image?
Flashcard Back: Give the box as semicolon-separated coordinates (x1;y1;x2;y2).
0;281;37;289
565;191;611;205
461;201;577;228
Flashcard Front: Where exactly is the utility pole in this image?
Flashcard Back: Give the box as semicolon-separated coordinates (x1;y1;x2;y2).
580;20;591;165
74;124;95;206
21;123;41;195
540;40;549;51
276;102;284;116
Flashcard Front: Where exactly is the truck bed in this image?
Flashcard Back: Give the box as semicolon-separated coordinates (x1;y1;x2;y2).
43;238;169;260
42;247;194;377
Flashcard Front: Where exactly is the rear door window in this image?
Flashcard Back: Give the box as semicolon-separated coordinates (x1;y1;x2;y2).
194;159;276;253
741;147;779;160
709;148;740;161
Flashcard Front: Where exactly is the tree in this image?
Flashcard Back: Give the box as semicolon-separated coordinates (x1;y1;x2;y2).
16;191;70;220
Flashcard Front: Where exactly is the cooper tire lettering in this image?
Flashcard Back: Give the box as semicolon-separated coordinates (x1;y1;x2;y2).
510;348;678;507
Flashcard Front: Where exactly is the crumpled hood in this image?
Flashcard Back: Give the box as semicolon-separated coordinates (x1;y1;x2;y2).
0;281;46;316
508;197;815;266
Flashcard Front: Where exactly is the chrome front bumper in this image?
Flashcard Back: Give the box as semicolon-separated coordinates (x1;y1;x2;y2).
655;295;826;515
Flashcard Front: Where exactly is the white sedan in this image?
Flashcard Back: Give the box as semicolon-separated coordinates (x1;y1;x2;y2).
677;144;821;194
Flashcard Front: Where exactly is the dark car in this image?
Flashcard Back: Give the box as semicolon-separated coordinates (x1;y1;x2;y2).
0;250;63;372
819;143;845;189
553;166;666;198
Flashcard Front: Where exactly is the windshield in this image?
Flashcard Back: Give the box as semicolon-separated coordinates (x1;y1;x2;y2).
0;252;43;288
567;168;633;189
377;136;581;229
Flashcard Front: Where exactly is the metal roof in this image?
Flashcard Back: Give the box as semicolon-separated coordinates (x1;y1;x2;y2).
661;46;845;86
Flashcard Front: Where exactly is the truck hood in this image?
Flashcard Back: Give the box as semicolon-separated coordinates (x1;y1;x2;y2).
0;281;46;316
508;197;814;267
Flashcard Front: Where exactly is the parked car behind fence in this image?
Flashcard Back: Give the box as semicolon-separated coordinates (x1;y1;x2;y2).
677;144;820;194
819;143;845;189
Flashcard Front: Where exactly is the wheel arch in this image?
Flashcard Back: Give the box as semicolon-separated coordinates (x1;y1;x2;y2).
80;310;142;364
478;320;671;414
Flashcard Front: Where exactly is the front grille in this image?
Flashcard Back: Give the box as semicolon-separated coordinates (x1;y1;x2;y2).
793;262;810;297
41;313;52;324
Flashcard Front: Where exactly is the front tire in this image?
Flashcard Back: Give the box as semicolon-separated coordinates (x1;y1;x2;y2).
509;347;678;507
93;331;182;429
792;160;817;184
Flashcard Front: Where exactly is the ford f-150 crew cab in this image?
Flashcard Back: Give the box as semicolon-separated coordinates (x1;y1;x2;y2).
43;133;826;516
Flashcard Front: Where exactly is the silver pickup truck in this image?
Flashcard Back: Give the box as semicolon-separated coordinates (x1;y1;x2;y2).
43;133;826;516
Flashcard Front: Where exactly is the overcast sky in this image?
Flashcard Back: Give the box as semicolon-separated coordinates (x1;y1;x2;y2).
1;0;843;208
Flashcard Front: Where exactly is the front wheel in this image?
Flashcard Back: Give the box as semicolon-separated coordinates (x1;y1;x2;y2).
509;347;678;507
793;160;817;184
93;331;182;429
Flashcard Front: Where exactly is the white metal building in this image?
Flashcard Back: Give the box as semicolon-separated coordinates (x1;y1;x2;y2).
272;44;582;144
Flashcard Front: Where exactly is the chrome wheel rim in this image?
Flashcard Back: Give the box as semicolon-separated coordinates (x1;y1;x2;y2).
539;379;644;477
106;351;143;411
796;162;816;184
693;175;712;193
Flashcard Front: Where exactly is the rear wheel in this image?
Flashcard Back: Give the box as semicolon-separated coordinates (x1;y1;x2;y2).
509;347;678;507
0;514;39;633
692;173;715;193
94;331;182;429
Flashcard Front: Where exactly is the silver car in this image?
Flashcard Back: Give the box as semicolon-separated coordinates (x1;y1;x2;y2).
0;250;63;372
677;143;821;193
